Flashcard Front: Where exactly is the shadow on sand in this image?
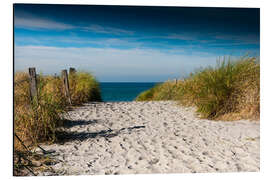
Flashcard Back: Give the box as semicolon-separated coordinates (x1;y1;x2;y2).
62;119;99;128
55;125;145;143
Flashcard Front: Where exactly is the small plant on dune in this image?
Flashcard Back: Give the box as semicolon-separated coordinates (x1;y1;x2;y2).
136;84;159;101
136;81;181;101
69;71;102;105
42;75;69;108
153;81;181;100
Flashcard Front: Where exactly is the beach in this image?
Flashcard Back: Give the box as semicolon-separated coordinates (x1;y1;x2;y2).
37;101;260;175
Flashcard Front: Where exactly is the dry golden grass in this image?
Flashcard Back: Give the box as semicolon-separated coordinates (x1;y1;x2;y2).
69;72;102;105
136;56;260;120
14;71;102;147
14;73;65;147
14;70;102;175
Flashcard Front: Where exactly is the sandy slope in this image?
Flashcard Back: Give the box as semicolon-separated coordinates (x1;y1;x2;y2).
37;101;259;175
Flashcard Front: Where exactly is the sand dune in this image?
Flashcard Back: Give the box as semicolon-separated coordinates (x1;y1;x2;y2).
37;101;259;175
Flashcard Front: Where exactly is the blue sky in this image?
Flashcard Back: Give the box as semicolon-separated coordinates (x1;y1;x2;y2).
14;4;260;82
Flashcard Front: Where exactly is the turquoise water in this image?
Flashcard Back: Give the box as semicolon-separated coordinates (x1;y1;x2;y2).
100;82;158;102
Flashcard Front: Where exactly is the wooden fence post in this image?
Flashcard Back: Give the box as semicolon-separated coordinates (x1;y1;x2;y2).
62;69;72;105
28;67;38;102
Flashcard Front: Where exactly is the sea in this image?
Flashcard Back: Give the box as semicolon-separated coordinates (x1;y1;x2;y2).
100;82;158;102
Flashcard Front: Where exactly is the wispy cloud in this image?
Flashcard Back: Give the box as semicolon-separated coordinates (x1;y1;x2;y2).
14;45;220;81
14;11;134;36
14;34;259;58
214;34;260;45
159;32;259;45
15;35;144;50
14;12;75;30
81;25;134;35
164;33;199;41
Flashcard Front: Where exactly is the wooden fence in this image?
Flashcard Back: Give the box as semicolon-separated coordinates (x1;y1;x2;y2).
23;67;76;106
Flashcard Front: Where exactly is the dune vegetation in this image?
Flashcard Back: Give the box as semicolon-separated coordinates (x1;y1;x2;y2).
14;70;101;175
136;56;260;120
14;71;101;146
69;72;102;105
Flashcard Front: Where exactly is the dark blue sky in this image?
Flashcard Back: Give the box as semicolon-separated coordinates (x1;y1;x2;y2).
14;4;260;82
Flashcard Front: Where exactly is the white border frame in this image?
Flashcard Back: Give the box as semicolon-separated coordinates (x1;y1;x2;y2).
1;0;269;180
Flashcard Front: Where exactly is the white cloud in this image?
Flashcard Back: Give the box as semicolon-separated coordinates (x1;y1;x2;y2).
14;11;134;35
14;45;218;82
15;35;144;49
14;15;75;30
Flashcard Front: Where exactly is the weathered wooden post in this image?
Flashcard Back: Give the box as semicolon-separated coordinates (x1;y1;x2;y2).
69;67;76;75
28;67;38;102
62;69;72;105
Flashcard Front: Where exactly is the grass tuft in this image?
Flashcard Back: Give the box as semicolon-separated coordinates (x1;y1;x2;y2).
69;71;102;105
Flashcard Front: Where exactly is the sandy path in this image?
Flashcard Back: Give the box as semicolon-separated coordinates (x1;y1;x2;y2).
37;101;259;175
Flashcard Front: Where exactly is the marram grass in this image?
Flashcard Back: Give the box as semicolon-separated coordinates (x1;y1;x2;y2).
69;71;102;105
14;70;102;175
14;71;102;150
14;73;66;152
136;56;260;120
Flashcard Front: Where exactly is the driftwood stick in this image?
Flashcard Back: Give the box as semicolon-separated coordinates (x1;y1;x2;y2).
23;164;37;176
14;133;30;152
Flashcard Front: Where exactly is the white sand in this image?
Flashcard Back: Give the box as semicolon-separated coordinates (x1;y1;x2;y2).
37;101;260;175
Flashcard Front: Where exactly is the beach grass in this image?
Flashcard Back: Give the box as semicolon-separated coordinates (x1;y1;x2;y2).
14;73;65;148
14;70;102;146
136;56;260;120
14;70;101;175
69;71;102;105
